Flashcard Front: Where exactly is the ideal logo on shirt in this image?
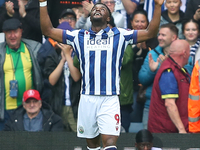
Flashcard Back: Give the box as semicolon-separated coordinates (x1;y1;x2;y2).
85;37;112;51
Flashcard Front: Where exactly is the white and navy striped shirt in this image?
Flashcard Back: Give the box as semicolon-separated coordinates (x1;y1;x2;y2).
63;27;137;95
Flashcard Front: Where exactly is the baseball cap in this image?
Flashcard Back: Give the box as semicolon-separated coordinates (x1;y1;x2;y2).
59;9;76;20
57;21;73;31
23;89;41;102
2;18;22;31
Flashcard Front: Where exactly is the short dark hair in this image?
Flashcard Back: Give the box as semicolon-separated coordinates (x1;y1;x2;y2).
160;23;179;36
130;9;149;25
182;19;200;33
108;15;115;27
135;129;153;143
91;2;112;18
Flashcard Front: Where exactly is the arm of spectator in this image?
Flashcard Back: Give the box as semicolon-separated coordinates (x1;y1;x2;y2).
193;8;200;21
18;0;26;18
184;0;196;21
0;2;14;32
5;1;14;17
121;0;138;15
165;98;187;133
18;0;41;32
75;16;87;29
138;51;157;86
137;0;164;42
48;51;66;86
57;43;81;82
82;0;94;13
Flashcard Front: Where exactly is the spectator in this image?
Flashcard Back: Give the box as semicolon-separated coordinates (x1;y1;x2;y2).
138;23;192;129
4;89;63;131
148;40;190;133
75;0;125;30
59;9;77;29
0;18;42;130
188;59;200;133
184;0;200;26
135;129;163;150
115;0;139;28
144;0;187;22
0;0;43;43
130;9;158;133
44;31;81;132
38;9;80;132
47;0;82;28
160;0;184;39
40;0;164;149
182;19;200;66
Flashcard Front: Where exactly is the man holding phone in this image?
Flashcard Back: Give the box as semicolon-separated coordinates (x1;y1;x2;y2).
0;18;42;131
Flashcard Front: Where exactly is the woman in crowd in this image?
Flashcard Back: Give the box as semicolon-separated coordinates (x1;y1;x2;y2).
182;19;200;67
129;9;158;132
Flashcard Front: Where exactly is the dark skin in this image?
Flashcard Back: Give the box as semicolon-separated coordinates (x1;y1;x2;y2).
90;4;110;32
39;0;164;148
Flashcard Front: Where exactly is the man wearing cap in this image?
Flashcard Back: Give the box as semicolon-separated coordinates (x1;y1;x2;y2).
4;89;63;131
59;8;77;29
0;18;42;130
47;0;82;28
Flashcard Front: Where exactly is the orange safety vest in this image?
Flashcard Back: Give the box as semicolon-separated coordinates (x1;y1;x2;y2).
188;59;200;133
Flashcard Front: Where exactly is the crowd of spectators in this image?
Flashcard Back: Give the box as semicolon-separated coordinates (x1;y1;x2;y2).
0;0;200;136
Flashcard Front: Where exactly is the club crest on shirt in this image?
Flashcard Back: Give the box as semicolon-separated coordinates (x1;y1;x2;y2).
78;126;84;134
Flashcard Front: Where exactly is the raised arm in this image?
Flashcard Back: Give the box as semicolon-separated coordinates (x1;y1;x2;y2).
39;0;63;42
137;0;164;43
121;0;138;15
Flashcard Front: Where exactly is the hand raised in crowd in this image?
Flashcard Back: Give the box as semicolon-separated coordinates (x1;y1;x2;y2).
82;0;94;13
5;1;15;17
83;6;90;18
136;42;147;50
154;0;164;6
149;53;160;72
149;53;167;72
194;8;200;21
18;0;26;18
57;43;73;60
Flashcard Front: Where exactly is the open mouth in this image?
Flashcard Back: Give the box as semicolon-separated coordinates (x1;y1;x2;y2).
94;13;102;16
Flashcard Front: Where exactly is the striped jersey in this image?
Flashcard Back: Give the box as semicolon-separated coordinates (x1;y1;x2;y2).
63;26;137;95
115;0;140;28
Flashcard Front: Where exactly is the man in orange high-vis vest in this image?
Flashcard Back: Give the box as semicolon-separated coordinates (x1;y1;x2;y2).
188;59;200;133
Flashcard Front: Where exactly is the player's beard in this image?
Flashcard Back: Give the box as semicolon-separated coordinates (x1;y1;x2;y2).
92;17;103;25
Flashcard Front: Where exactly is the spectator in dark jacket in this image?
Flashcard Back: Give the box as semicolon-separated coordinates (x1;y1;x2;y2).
4;89;63;131
0;0;42;43
184;0;200;26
